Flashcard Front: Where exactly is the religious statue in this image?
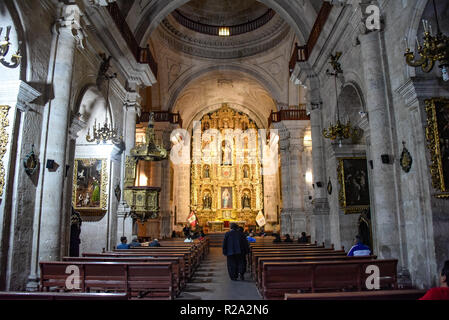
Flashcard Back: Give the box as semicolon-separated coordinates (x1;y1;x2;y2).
242;192;251;209
222;188;232;209
203;193;212;209
204;165;210;178
222;141;232;165
243;165;249;179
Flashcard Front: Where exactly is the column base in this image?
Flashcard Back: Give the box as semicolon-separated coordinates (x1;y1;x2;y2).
26;276;40;292
398;267;413;289
117;203;134;245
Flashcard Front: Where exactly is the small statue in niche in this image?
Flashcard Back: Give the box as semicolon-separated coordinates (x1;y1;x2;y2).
243;165;249;179
242;192;251;209
221;141;232;165
204;165;210;178
203;193;212;209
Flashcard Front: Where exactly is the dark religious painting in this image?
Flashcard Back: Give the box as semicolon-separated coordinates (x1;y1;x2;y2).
425;98;449;199
338;157;370;213
72;158;108;214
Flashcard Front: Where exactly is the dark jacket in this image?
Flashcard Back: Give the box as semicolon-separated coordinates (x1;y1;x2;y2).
239;230;250;255
222;229;242;256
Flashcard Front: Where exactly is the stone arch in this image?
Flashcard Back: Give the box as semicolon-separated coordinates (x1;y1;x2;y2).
165;64;283;114
337;82;366;144
74;85;115;144
130;0;315;48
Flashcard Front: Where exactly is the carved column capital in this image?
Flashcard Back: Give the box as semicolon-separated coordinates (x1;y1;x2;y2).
54;3;86;49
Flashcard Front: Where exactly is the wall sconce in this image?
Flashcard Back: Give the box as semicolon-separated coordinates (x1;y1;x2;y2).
0;26;21;69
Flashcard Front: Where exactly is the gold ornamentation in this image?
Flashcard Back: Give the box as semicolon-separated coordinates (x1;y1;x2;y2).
400;141;413;173
425;98;449;199
404;3;449;82
0;105;10;197
192;104;262;225
337;157;370;214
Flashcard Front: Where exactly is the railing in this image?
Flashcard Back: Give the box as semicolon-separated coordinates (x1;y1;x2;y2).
268;109;310;127
138;112;183;127
106;3;158;78
172;9;276;37
289;2;333;75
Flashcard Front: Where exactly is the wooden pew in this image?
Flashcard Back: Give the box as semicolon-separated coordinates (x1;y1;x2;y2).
84;252;194;280
40;261;174;300
63;256;184;296
255;255;378;289
250;250;346;273
261;259;398;299
284;289;427;300
114;249;198;278
0;292;129;300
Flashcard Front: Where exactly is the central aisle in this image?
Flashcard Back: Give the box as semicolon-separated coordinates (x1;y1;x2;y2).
177;247;262;300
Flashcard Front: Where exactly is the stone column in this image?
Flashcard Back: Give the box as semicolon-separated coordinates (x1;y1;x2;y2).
359;30;400;259
27;4;84;290
310;106;331;246
117;92;140;243
276;123;292;235
276;121;309;236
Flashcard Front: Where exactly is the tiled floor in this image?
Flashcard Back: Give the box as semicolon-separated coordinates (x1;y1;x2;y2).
177;247;262;300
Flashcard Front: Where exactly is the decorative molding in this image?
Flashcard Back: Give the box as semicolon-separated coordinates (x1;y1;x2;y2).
157;14;291;60
0;80;41;111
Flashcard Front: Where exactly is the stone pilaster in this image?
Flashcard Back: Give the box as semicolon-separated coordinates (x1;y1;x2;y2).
275;121;310;236
27;3;83;290
359;30;400;259
117;91;141;243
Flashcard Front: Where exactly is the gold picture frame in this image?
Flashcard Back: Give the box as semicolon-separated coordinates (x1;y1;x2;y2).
425;98;449;199
72;158;108;216
337;157;370;214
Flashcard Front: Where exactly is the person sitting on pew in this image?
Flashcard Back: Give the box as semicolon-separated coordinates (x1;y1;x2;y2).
347;235;371;257
129;237;141;247
284;234;293;243
117;236;130;249
247;232;257;243
419;260;449;300
149;238;161;247
298;232;308;243
171;230;177;238
273;234;282;243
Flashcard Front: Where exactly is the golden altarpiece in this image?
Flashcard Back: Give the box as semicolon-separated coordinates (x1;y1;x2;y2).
191;104;263;231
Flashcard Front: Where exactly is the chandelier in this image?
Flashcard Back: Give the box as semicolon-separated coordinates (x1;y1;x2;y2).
86;118;121;145
322;52;357;147
0;26;21;69
404;0;449;81
86;55;121;145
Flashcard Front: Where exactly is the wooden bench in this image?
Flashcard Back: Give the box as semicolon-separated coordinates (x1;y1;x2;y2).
255;255;378;289
284;289;427;300
261;259;398;299
63;256;184;296
0;292;129;300
110;249;197;276
40;261;174;300
250;250;346;273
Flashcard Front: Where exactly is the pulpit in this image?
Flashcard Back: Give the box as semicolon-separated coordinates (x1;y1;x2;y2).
123;113;167;222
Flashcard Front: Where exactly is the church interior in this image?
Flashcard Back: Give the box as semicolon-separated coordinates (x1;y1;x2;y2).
0;0;448;302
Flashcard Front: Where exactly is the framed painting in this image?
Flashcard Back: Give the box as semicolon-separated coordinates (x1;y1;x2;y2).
425;98;449;199
72;158;108;216
337;157;370;214
221;187;233;209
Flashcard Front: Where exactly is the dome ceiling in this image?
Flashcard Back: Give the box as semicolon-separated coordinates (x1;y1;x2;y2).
177;0;269;26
